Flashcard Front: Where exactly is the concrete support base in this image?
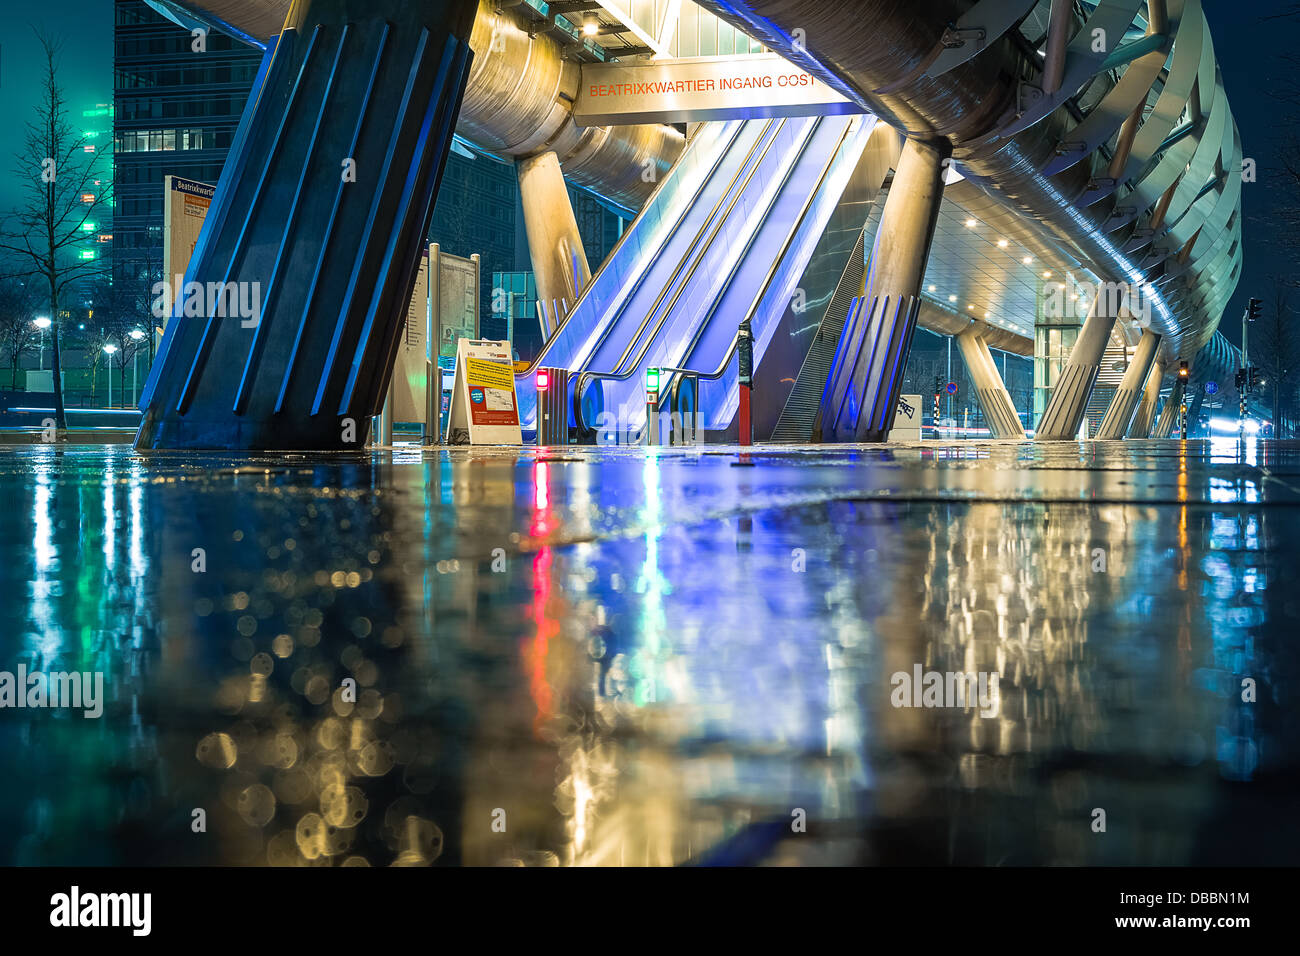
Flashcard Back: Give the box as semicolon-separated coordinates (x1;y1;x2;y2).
819;136;949;442
955;326;1026;439
518;150;591;337
1095;330;1161;439
1034;293;1118;440
135;0;479;450
1129;359;1164;438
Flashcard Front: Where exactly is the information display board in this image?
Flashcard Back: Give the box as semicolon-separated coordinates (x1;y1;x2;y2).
432;244;479;360
445;339;521;445
391;247;430;424
160;175;214;329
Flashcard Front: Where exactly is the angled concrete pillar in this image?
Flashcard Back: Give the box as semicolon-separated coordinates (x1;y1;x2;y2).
1095;330;1162;439
136;0;480;450
955;326;1026;439
819;136;949;442
1034;292;1119;440
518;151;591;338
1129;359;1164;438
1153;377;1185;438
1187;386;1206;434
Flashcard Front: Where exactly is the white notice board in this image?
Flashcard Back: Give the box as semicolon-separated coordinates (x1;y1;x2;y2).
888;393;923;442
445;339;521;445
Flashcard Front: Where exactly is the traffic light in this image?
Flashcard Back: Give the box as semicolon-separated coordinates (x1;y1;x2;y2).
1247;298;1263;322
1235;369;1246;390
1250;366;1262;389
1178;360;1189;380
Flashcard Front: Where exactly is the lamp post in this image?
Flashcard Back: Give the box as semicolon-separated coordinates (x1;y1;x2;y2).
34;316;52;371
103;343;119;408
129;329;145;405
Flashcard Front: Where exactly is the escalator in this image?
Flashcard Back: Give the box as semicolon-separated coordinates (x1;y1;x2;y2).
515;114;877;440
514;119;753;427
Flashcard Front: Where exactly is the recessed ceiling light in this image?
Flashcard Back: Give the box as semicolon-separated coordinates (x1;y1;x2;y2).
928;284;937;292
949;295;957;302
965;219;977;228
997;239;1009;248
1023;257;1033;265
1043;271;1052;278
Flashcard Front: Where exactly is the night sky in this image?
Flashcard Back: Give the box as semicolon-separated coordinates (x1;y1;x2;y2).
0;0;1292;349
0;0;110;214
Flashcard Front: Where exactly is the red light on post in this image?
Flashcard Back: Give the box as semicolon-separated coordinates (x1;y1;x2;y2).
536;370;549;391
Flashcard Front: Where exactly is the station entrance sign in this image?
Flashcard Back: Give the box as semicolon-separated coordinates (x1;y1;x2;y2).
445;339;522;445
574;53;862;126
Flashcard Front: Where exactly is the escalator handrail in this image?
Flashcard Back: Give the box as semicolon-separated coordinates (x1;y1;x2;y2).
511;121;748;382
656;117;863;410
601;118;784;379
573;117;826;426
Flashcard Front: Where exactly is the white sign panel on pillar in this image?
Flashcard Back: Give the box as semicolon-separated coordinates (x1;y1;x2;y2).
888;394;923;442
445;339;522;445
161;175;215;331
390;247;429;425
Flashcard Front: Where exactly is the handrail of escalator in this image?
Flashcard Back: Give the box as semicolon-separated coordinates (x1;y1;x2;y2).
658;329;743;383
602;118;783;379
624;116;860;423
572;117;824;431
511;121;749;382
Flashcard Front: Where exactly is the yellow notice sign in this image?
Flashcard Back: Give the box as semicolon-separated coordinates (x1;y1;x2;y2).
445;339;522;444
466;357;515;392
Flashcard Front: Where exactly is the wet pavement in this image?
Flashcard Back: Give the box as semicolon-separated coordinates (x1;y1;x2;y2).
1;438;1297;866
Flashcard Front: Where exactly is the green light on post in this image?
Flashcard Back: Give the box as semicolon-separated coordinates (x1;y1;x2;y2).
646;367;659;391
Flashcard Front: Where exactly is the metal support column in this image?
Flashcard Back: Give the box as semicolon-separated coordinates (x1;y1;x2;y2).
1153;377;1185;438
819;136;949;442
517;150;591;338
134;0;480;450
955;326;1026;439
1095;330;1162;439
1129;360;1164;438
1034;291;1120;440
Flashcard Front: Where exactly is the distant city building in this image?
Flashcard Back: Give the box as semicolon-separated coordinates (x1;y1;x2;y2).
112;0;262;289
434;152;627;358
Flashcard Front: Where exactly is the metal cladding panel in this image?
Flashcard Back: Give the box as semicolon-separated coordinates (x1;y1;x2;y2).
136;0;480;450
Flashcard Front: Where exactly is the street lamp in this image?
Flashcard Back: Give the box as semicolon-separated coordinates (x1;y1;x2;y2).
103;343;119;408
33;316;52;371
129;330;145;404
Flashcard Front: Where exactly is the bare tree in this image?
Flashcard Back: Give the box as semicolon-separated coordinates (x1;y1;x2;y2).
1252;280;1299;436
0;30;111;433
0;275;39;389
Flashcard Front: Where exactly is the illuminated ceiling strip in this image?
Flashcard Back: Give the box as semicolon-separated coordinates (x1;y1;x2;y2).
594;0;672;56
656;0;683;54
